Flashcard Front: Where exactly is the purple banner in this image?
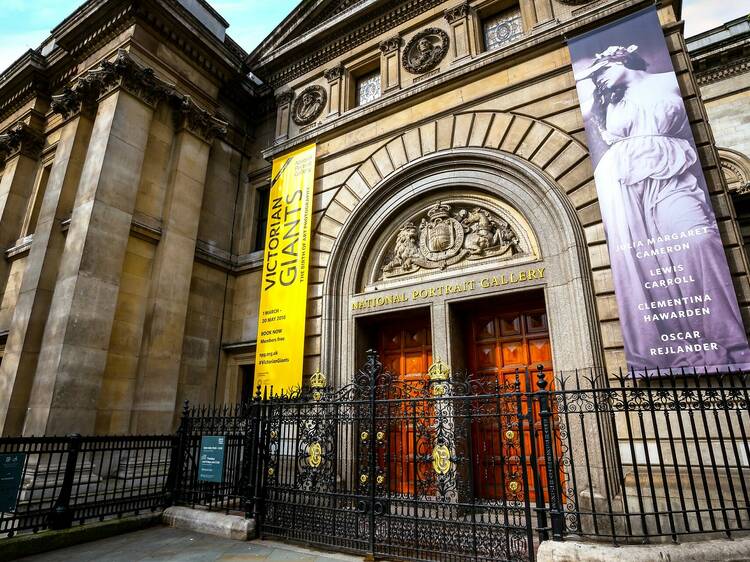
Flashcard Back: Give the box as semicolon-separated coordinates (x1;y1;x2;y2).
569;8;750;373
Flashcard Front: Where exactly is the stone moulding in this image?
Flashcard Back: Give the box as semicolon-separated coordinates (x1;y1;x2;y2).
0;122;44;161
50;49;227;141
402;28;450;75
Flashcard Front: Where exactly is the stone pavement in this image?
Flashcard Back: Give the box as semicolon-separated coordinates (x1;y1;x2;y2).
15;526;367;562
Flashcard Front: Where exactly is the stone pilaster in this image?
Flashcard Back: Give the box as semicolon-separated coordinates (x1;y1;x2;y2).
444;3;474;63
0;114;94;436
379;36;402;93
0;123;44;293
274;90;294;142
129;98;225;434
22;87;156;437
324;65;345;118
532;0;554;27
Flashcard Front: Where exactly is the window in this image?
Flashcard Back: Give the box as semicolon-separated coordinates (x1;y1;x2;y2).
483;8;523;52
253;186;270;252
25;164;51;235
356;70;381;106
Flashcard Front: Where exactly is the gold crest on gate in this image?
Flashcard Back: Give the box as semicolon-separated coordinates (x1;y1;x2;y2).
308;441;323;468
432;444;452;475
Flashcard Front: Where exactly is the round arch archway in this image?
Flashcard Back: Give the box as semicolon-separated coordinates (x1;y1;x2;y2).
320;147;604;386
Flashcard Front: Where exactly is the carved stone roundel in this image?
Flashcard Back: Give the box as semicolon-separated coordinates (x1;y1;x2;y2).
292;85;327;126
402;28;450;75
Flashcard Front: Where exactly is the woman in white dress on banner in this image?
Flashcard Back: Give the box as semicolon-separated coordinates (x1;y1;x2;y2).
577;45;750;371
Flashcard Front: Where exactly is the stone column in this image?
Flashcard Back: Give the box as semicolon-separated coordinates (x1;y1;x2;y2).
0;113;94;436
22;82;159;436
274;91;294;142
379;35;402;93
129;98;225;434
324;66;345;118
0;124;44;294
444;3;474;63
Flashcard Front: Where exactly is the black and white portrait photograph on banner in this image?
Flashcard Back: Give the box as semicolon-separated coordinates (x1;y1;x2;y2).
569;7;750;374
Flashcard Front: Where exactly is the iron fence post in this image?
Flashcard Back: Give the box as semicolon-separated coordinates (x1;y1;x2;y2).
366;349;378;562
165;401;190;507
536;366;564;541
47;433;81;530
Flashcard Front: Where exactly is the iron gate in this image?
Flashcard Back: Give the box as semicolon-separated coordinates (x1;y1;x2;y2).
257;352;558;561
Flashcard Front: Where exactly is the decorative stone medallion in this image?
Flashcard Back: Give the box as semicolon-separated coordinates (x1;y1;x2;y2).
292;85;327;126
380;202;524;278
402;28;450;74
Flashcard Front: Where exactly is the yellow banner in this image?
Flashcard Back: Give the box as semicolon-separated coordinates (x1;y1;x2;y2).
255;144;316;394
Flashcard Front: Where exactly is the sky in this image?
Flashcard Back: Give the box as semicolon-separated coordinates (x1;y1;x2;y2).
0;0;748;72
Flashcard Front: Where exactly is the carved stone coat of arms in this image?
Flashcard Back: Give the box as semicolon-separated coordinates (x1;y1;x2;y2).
381;202;523;278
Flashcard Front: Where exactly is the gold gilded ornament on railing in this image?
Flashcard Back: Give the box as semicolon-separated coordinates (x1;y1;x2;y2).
310;369;327;401
428;358;450;381
308;441;323;468
432;444;452;475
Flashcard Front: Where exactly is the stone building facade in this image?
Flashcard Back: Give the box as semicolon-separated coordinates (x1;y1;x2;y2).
0;0;747;438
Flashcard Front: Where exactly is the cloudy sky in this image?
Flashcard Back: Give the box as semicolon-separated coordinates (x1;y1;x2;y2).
0;0;748;72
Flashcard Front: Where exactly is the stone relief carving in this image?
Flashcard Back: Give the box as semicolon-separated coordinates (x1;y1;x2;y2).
444;3;471;24
324;65;345;82
380;202;523;278
0;122;44;161
402;28;450;74
292;85;327;126
379;35;402;54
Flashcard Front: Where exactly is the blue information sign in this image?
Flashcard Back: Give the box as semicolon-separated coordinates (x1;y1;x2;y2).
198;436;225;483
0;453;25;512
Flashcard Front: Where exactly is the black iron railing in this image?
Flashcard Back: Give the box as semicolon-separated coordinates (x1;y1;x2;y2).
0;434;173;537
1;356;748;561
541;367;750;545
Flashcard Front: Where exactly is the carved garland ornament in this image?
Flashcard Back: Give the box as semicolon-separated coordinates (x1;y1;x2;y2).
292;85;327;126
380;202;523;279
402;28;450;74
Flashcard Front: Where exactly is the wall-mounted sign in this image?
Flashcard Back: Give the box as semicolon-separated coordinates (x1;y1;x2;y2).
255;144;316;394
0;453;25;512
569;8;750;372
198;436;225;483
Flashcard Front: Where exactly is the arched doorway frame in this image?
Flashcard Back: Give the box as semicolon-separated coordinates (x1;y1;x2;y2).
320;146;605;387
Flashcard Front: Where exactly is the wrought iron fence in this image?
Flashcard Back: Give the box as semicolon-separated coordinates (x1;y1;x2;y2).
0;434;173;537
542;366;750;545
172;400;263;516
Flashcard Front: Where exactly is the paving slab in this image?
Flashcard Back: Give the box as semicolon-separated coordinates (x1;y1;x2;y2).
13;526;367;562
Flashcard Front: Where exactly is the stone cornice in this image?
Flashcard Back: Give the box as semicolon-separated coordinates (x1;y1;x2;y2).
695;57;750;86
51;50;227;142
257;0;446;88
0;122;44;161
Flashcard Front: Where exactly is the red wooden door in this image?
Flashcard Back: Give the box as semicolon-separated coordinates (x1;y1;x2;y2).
465;294;556;502
378;319;432;495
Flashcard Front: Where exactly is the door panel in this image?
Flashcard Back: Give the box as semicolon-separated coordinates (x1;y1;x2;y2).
464;292;557;502
376;317;432;496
